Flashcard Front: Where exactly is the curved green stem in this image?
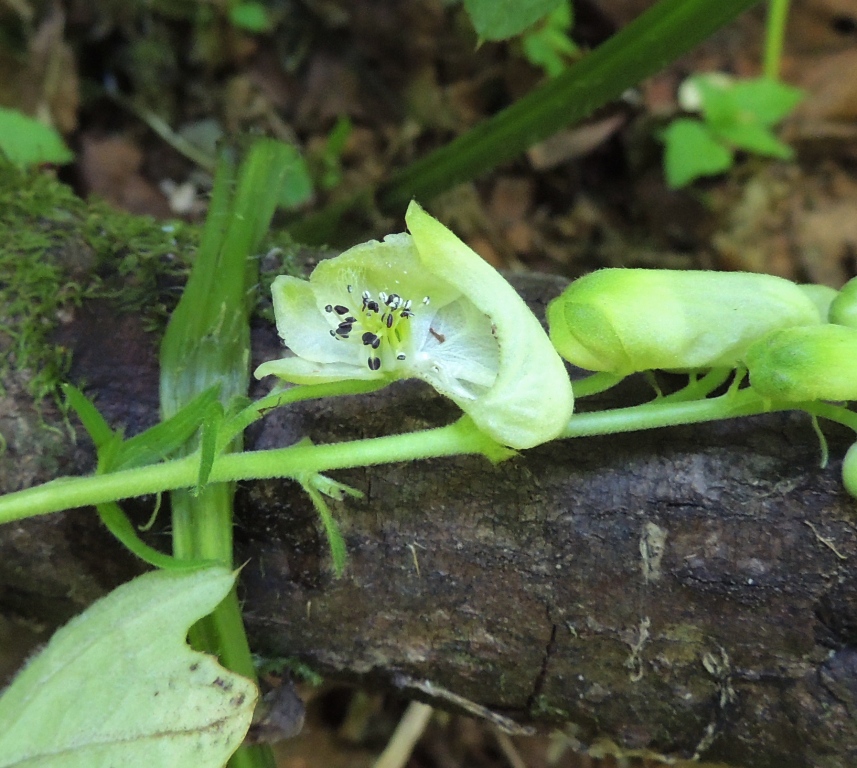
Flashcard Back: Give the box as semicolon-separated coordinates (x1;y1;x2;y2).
657;367;734;403
562;386;772;438
571;372;626;398
2;390;854;527
218;379;386;451
0;417;501;524
801;401;857;433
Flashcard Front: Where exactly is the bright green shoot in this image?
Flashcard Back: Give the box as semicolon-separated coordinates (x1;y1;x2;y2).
661;74;803;188
660;0;802;188
0;107;74;168
518;2;579;78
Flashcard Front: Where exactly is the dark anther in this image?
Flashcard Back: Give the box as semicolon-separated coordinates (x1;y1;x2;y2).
334;305;350;315
371;337;381;349
397;353;406;360
362;331;378;346
337;322;354;335
325;304;333;313
345;316;357;323
367;300;380;313
368;356;381;371
386;314;394;328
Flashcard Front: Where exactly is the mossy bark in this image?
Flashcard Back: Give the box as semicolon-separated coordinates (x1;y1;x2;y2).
1;170;856;768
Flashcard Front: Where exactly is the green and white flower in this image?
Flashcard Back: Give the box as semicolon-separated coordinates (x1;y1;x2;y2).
255;201;574;449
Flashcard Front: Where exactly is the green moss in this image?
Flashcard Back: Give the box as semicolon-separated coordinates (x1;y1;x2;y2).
256;656;323;686
0;164;192;403
0;163;302;405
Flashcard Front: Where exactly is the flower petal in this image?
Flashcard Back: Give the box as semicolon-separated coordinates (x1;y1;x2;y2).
311;233;460;314
406;201;574;449
254;354;380;385
269;276;358;365
410;297;499;395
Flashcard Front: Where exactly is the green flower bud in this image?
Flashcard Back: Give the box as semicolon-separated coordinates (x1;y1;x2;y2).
843;442;857;500
547;269;820;375
798;284;839;322
829;276;857;329
745;324;857;401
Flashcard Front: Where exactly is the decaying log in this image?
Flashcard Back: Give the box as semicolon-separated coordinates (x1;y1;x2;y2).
1;196;856;767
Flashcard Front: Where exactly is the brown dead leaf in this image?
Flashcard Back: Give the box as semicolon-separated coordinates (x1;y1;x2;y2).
527;114;626;171
245;50;297;112
787;48;857;143
404;66;479;134
296;54;364;128
711;168;799;278
79;134;171;218
223;74;297;142
796;199;857;286
711;161;857;285
466;234;503;268
0;5;79;133
787;0;857;54
489;177;533;225
27;6;79;133
488;177;536;256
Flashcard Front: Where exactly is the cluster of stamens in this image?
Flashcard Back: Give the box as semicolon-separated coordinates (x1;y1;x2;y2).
324;284;430;371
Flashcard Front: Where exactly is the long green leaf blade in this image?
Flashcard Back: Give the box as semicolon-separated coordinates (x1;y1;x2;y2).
379;0;761;210
95;501;211;571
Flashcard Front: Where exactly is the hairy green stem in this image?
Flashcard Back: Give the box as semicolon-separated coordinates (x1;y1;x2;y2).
0;418;498;524
158;142;294;768
571;372;626;397
7;391;854;527
218;379;387;452
561;387;773;438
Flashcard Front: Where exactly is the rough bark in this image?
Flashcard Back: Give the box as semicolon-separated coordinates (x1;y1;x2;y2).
238;317;857;768
1;196;856;767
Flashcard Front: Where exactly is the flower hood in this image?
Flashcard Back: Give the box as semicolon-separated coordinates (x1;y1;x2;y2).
255;201;573;448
